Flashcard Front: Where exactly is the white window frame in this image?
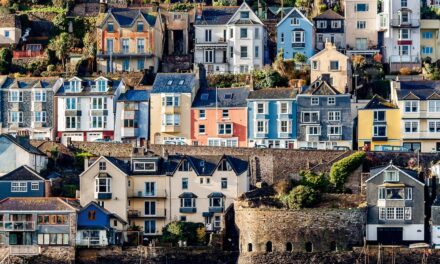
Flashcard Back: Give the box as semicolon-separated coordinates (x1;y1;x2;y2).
404;101;419;113
328;125;342;135
255;102;267;114
11;182;27;192
292;31;304;43
65;98;78;110
311;97;319;105
278;119;291;134
34;111;47;123
9;91;22;102
163;114;180;126
256;120;268;134
95;177;111;194
218;123;233;135
327;97;335;105
307;126;321;135
33;91;47;102
428;120;440;133
404;121;419;133
133;162;156;172
279;102;290;114
373;125;387;137
31;182;39;191
291;17;299;25
301;111;320;123
384;171;399;182
9;111;23;123
328;111;341;121
374;110;386;121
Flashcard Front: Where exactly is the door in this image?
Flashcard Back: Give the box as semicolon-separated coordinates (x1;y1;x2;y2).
377;227;403;245
436;142;440;152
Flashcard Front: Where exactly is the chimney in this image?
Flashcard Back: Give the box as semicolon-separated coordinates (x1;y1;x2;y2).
258;0;262;18
84;157;90;171
99;0;108;13
196;3;203;19
152;1;159;12
44;180;52;197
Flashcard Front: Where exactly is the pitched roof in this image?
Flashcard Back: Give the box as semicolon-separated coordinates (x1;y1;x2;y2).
396;81;440;100
0;134;45;155
118;90;150;102
80;201;127;225
313;9;344;20
103;8;157;28
301;79;340;95
103;156;131;174
56;77;122;96
0;197;76;211
0;166;45;181
367;163;423;185
151;73;196;94
248;88;297;100
0;77;57;90
362;95;398;110
192;87;249;108
195;6;239;25
165;155;248;176
267;6;293;16
0;14;21;28
277;7;313;27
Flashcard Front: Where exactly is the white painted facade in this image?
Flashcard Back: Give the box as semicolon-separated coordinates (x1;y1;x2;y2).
194;3;266;74
366;224;424;241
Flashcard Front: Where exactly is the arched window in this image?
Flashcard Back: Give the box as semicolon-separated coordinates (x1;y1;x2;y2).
305;242;313;253
286;242;293;252
330;241;337;252
247;243;253;252
266;241;272;252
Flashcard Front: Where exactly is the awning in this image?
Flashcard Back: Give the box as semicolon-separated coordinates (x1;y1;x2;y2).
178;192;198;198
202;212;214;217
208;192;225;198
380;183;405;187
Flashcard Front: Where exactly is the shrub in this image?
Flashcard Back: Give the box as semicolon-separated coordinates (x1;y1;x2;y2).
329;151;366;192
47;64;55;72
62;184;77;198
283;185;320;209
161;221;206;245
399;67;412;75
300;171;329;192
273;179;293;195
293;53;307;64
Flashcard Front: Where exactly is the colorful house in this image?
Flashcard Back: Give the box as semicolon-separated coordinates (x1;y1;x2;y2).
247;88;297;148
276;8;315;60
313;9;345;52
420;19;440;62
357;95;401;151
149;73;199;145
191;87;249;147
0;166;47;199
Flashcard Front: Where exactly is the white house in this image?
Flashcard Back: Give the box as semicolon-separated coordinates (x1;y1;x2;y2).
378;0;421;71
55;76;125;145
194;3;266;74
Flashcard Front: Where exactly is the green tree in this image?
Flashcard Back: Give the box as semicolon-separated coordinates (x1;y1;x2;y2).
329;151;366;192
48;32;73;70
161;221;205;245
284;185;319;209
300;171;329;192
293;52;307;64
82;31;96;58
0;47;13;74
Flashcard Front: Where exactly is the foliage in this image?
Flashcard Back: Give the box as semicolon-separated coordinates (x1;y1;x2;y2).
329;151;366;192
169;3;193;11
213;0;234;6
273;179;294;195
300;171;329;192
283;185;320;209
319;4;327;12
161;221;206;245
284;0;296;7
196;226;206;243
253;66;287;89
82;31;96;58
62;184;77;198
21;6;65;14
352;55;366;71
0;48;13;74
207;73;248;88
128;224;142;231
293;52;307;64
48;32;73;70
399;67;412;75
52;0;73;9
73;151;93;168
272;50;296;79
0;6;10;14
52;12;67;32
47;64;55;72
295;0;310;9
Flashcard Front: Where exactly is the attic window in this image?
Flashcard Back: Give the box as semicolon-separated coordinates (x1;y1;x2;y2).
133;161;156;172
167;80;173;86
178;80;184;85
201;93;209;100
224;93;233;100
88;210;96;220
218;159;232;171
137;22;143;32
108;22;114;32
384;171;399;182
240;11;249;19
179;160;192;171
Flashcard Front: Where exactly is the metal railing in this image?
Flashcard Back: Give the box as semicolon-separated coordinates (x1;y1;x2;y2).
1;221;35;231
9;245;40;256
390;19;420;27
13;50;45;59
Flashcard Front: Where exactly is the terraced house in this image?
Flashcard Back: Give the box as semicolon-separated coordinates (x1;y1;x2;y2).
194;3;266;73
313;9;345;52
247;88;297;149
55;76;125;144
96;8;164;73
0;77;60;140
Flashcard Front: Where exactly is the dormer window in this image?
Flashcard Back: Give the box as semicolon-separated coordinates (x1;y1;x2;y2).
178;80;184;85
240;11;249;19
137;22;143;32
179;160;193;171
95;177;111;194
69;80;81;92
167;80;173;86
97;80;107;92
218;159;232;171
384;171;399;182
133;161;156;172
108;22;114;33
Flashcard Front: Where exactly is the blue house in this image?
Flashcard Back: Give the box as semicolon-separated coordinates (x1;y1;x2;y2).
276;8;315;60
0;166;46;199
76;202;127;247
247;88;297;148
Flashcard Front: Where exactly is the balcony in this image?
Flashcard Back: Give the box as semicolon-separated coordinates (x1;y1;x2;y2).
377;199;406;208
76;237;107;247
121;127;137;138
390;19;420;28
306;134;320;141
96;51;153;59
403;131;440;139
31;122;48;129
128;209;166;218
9;245;40;256
13;50;45;59
401;110;439;119
195;38;228;48
208;207;224;213
372;136;388;142
389;55;420;64
292;42;306;48
179;207;197;213
328;135;342;141
161;125;180;133
95;192;112;199
128;190;167;198
65;110;82;116
89;110;109;116
2;221;35;231
163;106;180;114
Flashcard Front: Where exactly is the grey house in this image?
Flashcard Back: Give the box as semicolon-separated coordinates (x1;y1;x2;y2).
296;79;352;150
0;77;62;140
366;162;425;244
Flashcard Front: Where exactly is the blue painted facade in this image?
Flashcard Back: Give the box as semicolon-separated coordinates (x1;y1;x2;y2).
0;181;45;200
77;203;110;229
247;89;298;148
276;8;315;60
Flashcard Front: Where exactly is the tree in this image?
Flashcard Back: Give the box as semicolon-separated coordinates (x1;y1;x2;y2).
82;31;96;58
300;171;329;192
284;185;319;209
293;52;307;64
272;50;295;79
329;151;366;192
161;221;205;245
352;55;366;71
0;47;13;74
48;32;73;71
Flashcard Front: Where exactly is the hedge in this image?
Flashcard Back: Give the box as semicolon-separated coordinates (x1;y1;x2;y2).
329;151;366;192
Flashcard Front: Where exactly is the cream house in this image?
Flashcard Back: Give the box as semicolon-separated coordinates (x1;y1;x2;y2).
420;19;440;62
310;41;352;94
0;14;21;48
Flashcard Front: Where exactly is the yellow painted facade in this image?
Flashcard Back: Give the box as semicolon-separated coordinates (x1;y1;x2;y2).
420;20;440;61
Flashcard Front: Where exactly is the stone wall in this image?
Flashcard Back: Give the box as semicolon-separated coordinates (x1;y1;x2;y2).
233;201;366;254
9;246;75;264
71;142;133;157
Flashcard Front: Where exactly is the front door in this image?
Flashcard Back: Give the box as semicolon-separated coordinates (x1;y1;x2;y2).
377;227;403;245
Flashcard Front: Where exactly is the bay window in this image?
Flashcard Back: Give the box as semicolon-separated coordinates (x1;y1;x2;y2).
95;178;111;194
163;114;180;126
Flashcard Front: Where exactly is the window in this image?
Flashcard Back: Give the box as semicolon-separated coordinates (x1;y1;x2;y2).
328;126;342;135
199;109;206;119
280;102;289;114
163;114;180;126
311;97;319;105
162;96;180;107
405;188;412;200
291;17;299;25
240;46;248;58
256;120;267;133
374;111;386;121
145;182;156;196
179;160;192;171
182;178;188;189
214;216;221;228
423;46;433;54
99;162;106;171
230;28;233;38
88;210;96;220
218;123;232;135
240;11;249;19
31;182;39;190
65;116;79;129
379;188;404;199
399;29;410;40
280;33;284;43
404;121;418;133
106;39;113;54
384;171;399;182
9;91;22;102
301;112;319;123
330;61;339;71
180;198;196;208
373;125;386;137
230;46;233;58
124;119;137;128
133;162;155;172
96;80;107;92
91;116;106;129
317;20;327;28
405;207;412;220
208;138;238;147
331;20;341;28
34;111;46;123
255;28;260;39
293;31;304;43
122;59;129;71
404;101;418;112
91;97;107;110
199;124;205;134
312;61;318;70
205;29;212;42
255;46;259;58
122;39;129;53
357;21;366;29
328;111;341;121
222;109;229;118
37;233;69;245
34;91;46;102
355;3;369;11
144;201;156;215
11;182;27;192
307;126;321;135
95;178;111;193
4;30;9;37
107;22;114;32
279;120;290;133
9;112;23;123
218;159;232;171
256;103;266;114
204;50;213;63
221;177;227;189
399;45;410;56
137;39;145;53
379;207;386;220
137;22;143;32
423;32;433;39
327;97;335;105
65;98;77;110
240;28;248;39
401;0;407;7
144;220;156;234
209;197;224;208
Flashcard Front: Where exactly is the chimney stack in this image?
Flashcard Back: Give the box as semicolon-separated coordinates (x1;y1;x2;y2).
196;3;203;19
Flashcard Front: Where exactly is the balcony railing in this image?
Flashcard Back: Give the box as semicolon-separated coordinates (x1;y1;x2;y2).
195;38;227;45
31;122;48;128
161;125;181;133
179;207;196;213
390;19;420;28
389;55;420;63
402;131;440;139
94;192;112;199
208;207;224;213
96;51;153;58
128;190;167;198
292;42;306;48
306;134;320;141
76;237;106;247
10;245;40;256
2;221;35;231
13;50;45;59
89;109;109;116
128;209;166;218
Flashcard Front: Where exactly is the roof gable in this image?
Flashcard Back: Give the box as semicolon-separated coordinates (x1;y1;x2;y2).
151;73;196;94
0;197;77;212
366;163;424;186
0;134;45;156
427;92;440;100
79;156;129;177
277;7;313;27
303;79;341;95
0;166;45;181
402;91;420;100
362;95;398;110
313;9;344;20
227;2;263;25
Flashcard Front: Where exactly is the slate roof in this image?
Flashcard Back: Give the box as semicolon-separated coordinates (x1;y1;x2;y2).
433;194;440;206
267;6;293;16
56;77;122;96
0;14;21;28
195;6;239;25
362;95;398;110
0;166;45;181
165;155;248;176
80;201;127;225
118;90;150;102
247;88;297;100
151;73;196;94
0;197;76;211
192;87;249;108
104;156;131;174
397;81;440;100
0;77;57;90
102;8;157;28
302;80;341;95
0;134;45;155
368;163;423;184
313;9;344;20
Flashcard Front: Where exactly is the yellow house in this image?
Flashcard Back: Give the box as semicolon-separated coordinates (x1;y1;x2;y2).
357;95;401;151
150;73;199;145
420;19;440;61
310;41;352;94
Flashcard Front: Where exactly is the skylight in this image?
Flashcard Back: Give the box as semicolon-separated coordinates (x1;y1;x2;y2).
178;80;184;85
167;80;173;85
